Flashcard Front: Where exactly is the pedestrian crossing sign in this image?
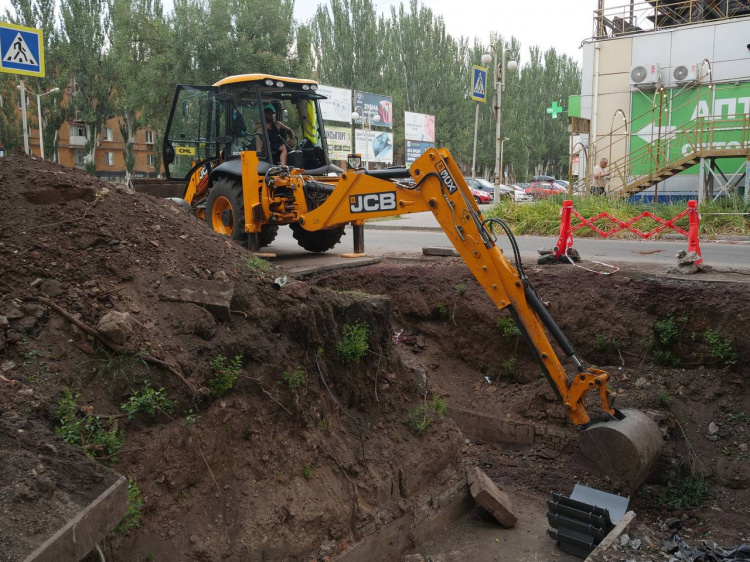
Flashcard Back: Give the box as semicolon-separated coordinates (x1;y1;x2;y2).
471;65;488;102
0;22;45;77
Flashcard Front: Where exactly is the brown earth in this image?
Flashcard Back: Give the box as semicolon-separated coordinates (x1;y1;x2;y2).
0;152;749;562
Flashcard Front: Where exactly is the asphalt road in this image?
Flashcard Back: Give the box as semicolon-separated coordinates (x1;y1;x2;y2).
262;212;750;274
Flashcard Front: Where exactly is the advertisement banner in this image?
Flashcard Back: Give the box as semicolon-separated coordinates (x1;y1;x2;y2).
405;112;435;142
354;129;393;164
405;140;434;164
325;126;352;161
353;90;393;128
318;85;352;123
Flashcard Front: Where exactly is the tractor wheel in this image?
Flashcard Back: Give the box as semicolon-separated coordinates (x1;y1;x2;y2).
205;177;245;242
290;223;346;253
259;224;279;247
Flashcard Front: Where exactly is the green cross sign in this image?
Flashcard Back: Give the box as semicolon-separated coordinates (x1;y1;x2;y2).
546;101;563;119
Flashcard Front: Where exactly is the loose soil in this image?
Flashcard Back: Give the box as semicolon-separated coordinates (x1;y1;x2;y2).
1;152;748;562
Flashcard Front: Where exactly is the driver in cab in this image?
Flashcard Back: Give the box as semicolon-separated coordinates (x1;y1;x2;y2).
255;103;296;165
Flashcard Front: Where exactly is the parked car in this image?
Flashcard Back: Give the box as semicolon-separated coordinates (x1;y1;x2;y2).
554;179;569;191
464;177;514;200
511;184;533;202
525;178;567;199
471;187;493;204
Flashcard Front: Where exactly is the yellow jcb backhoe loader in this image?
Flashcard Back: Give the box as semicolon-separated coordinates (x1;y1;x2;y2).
150;74;663;492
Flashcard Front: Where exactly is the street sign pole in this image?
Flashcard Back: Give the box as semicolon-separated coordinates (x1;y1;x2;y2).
19;77;29;153
471;103;480;179
470;64;488;181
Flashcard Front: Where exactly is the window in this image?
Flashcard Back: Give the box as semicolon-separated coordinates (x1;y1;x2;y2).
145;130;154;144
147;154;154;167
73;149;86;165
105;152;114;166
103;127;113;141
71;124;86;137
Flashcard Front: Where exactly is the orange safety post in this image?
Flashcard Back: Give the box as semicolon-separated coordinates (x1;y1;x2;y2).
553;200;575;260
686;200;703;266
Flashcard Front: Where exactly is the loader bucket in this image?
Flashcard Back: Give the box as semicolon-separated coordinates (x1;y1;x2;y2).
578;409;662;493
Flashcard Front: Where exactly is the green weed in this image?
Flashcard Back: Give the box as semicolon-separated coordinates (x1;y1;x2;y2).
497;316;521;339
303;464;313;480
437;303;449;319
431;394;448;420
409;404;430;434
94;349;149;394
456;283;467;296
654;316;680;346
642;337;681;367
121;381;175;420
336;322;370;364
115;479;143;534
318;417;328;430
246;256;272;273
56;388;123;462
184;409;200;426
726;412;750;423
658;387;673;406
242;423;252;440
595;333;608;352
703;330;739;366
661;473;709;510
283;366;307;389
208;354;242;396
501;358;517;381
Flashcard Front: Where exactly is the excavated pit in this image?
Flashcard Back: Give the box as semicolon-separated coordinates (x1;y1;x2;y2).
1;153;749;562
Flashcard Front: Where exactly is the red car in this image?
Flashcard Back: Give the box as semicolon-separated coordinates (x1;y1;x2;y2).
471;188;492;204
525;180;567;199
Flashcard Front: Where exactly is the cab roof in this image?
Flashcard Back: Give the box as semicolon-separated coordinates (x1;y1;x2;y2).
213;74;318;87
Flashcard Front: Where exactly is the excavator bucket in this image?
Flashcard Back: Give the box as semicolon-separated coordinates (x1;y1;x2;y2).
578;409;663;493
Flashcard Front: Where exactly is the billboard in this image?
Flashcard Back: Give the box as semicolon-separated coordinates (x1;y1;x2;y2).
405;111;435;142
405;140;435;164
353;90;393;128
354;129;393;164
325;126;352;161
317;85;352;123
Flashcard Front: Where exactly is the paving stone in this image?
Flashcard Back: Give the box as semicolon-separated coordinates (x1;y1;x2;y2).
466;466;517;528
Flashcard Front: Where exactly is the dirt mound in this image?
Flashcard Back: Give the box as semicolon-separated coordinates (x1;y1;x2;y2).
0;154;463;561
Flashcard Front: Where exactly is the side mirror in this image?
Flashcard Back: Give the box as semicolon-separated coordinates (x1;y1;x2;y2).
164;146;175;165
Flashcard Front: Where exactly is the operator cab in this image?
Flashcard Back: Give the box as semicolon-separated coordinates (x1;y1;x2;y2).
162;74;341;180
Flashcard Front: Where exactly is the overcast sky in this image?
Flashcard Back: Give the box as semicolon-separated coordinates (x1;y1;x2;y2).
1;0;596;64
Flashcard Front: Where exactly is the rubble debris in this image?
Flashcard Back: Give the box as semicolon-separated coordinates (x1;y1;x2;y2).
158;277;235;320
466;466;517;528
669;251;712;275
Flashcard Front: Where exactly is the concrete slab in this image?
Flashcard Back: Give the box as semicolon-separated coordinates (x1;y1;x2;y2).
158;277;235;321
466;466;517;528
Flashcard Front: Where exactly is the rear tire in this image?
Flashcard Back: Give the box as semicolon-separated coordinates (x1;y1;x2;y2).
259;224;279;247
290;223;346;253
205;177;244;242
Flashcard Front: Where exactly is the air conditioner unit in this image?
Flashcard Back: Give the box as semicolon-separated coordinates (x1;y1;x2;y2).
673;63;697;84
630;63;661;88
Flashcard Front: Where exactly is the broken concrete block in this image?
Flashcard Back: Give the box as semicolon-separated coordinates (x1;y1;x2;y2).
158;277;235;321
97;311;133;345
282;281;310;300
466;466;517;528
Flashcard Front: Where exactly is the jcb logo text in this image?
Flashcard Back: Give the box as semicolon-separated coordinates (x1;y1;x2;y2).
350;192;397;213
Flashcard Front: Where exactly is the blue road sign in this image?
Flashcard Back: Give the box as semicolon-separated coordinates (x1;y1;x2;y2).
471;65;488;103
0;22;45;77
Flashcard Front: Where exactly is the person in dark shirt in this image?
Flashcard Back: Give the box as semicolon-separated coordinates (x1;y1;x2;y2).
255;103;296;165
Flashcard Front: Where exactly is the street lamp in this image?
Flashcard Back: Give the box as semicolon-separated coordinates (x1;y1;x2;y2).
485;44;518;187
352;108;380;170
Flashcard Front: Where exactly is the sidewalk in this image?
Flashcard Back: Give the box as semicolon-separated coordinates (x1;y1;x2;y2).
364;205;493;232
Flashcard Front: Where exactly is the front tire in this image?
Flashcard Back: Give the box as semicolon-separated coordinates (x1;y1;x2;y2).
290;223;346;253
205;177;245;242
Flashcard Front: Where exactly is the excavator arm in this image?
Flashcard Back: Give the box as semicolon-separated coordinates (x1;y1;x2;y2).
238;147;662;492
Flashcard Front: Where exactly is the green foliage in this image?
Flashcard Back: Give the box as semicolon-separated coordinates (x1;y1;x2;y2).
431;394;448;420
658;387;673;406
654;316;680;346
409;404;430;434
318;417;328;430
56;388;123;462
642;337;681;367
595;333;607;352
121;381;175;420
336;322;370;364
184;409;200;427
437;303;449;319
246;256;273;274
115;479;143;534
456;283;467;297
94;349;149;394
501;358;517;381
208;354;243;397
283;366;307;389
703;329;739;366
725;412;750;423
242;424;252;440
497;316;522;339
661;474;709;510
303;464;313;480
